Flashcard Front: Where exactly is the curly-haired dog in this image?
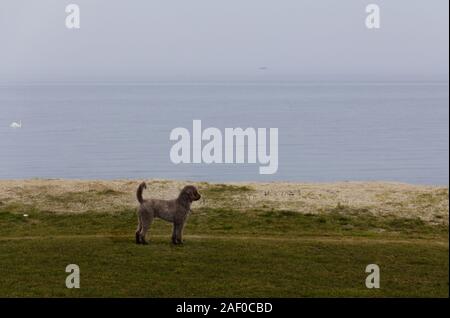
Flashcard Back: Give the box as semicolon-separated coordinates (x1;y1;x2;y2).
135;182;201;245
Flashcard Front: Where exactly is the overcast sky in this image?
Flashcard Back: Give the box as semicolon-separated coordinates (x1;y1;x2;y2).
0;0;448;82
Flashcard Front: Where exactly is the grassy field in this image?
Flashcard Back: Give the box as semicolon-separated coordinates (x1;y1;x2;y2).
0;180;448;297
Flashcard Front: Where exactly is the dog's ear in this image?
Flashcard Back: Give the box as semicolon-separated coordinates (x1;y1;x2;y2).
179;187;191;202
189;186;201;201
188;186;199;201
193;187;200;198
187;187;195;201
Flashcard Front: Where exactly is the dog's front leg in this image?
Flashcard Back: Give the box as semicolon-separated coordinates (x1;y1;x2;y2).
171;223;178;244
172;221;184;245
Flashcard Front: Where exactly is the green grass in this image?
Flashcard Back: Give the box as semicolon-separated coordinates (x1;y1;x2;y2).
200;184;254;202
0;203;448;297
45;189;124;205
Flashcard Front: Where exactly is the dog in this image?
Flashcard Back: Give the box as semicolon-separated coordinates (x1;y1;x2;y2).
135;182;201;245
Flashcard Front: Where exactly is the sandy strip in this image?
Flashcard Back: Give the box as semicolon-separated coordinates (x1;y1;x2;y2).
0;179;448;224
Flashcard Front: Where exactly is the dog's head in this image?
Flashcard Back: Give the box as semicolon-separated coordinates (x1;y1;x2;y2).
179;185;201;202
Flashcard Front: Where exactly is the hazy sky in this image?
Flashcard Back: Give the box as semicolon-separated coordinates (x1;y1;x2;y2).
0;0;448;82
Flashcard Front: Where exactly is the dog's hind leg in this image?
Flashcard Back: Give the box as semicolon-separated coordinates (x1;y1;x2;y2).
135;214;143;244
139;213;153;245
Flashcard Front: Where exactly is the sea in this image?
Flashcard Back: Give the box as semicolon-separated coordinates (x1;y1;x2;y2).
0;81;448;185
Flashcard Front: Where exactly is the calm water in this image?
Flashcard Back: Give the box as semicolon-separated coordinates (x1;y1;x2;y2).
0;82;448;185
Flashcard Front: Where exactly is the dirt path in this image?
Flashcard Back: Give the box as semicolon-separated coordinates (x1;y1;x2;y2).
0;233;447;246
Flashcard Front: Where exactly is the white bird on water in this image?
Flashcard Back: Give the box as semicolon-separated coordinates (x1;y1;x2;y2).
10;120;22;128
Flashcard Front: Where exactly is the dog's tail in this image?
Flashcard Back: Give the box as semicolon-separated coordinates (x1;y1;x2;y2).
137;182;147;204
